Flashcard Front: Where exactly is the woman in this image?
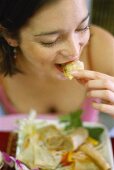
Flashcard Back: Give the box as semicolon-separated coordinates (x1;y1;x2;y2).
0;0;114;123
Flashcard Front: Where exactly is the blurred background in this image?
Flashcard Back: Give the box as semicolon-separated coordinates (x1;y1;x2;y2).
86;0;114;35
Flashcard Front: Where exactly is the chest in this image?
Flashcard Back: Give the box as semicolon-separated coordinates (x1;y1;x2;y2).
31;80;86;114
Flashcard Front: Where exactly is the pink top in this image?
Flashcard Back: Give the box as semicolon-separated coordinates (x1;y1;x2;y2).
0;85;99;122
0;86;18;114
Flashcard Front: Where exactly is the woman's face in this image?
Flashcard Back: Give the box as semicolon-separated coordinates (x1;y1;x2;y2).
19;0;90;79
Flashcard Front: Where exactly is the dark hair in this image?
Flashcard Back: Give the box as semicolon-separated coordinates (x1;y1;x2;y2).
0;0;54;76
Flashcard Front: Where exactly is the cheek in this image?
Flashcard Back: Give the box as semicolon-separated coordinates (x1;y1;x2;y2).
84;30;90;45
80;31;90;52
78;31;90;55
19;30;56;64
20;41;55;64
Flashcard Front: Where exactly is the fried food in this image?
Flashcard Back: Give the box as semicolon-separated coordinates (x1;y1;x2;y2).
69;127;89;150
79;144;111;170
63;60;84;80
38;125;74;151
16;118;111;170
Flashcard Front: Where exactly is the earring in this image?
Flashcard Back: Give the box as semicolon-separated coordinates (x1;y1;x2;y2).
13;48;17;59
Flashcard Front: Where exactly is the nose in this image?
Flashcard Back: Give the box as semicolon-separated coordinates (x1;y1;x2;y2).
58;34;82;61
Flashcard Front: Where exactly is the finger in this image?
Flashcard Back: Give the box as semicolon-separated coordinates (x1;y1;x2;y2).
92;103;114;118
77;78;89;85
87;79;114;92
87;90;114;103
72;70;114;81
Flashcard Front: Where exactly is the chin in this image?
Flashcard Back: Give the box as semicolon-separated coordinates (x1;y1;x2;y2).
56;74;68;80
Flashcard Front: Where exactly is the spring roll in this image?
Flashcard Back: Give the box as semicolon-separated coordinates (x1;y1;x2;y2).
74;151;100;170
79;143;111;170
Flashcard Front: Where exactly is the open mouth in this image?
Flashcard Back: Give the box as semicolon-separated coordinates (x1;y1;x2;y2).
55;61;74;72
55;64;64;72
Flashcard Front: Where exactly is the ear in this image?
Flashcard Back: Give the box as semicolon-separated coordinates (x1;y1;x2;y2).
4;36;18;47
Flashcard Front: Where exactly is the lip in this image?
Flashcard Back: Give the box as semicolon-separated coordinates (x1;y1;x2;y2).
55;60;76;72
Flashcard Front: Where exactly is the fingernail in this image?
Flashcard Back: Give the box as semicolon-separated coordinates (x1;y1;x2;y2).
71;71;79;75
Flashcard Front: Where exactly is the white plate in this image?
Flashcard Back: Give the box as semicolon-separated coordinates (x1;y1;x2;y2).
16;119;114;170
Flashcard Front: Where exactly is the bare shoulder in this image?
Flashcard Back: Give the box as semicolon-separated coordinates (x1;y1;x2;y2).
90;25;114;75
91;25;114;42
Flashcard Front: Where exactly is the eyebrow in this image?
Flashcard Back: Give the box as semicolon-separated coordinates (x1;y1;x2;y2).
35;13;90;36
80;13;90;24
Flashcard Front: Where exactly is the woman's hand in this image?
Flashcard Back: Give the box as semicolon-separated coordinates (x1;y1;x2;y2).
71;70;114;117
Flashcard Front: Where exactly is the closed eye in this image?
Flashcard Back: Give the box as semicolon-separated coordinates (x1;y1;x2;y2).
40;37;61;47
40;40;58;47
76;25;90;33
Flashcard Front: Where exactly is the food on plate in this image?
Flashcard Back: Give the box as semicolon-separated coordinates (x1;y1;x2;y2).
69;127;89;150
38;125;74;151
63;60;84;80
16;114;111;170
79;144;111;170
